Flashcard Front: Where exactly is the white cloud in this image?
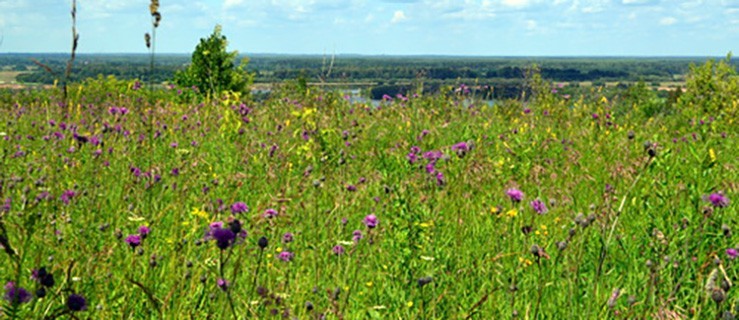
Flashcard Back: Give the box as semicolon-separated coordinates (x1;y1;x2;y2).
224;0;245;9
391;10;407;23
526;19;537;30
502;0;531;8
659;16;677;25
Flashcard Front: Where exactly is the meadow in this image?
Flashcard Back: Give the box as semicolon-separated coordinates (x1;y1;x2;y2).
0;59;737;319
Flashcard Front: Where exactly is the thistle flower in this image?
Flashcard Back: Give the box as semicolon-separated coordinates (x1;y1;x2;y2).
230;201;249;214
3;282;31;304
706;193;730;208
506;188;524;203
67;293;87;311
332;245;345;255
138;226;150;239
211;228;236;250
263;208;278;219
217;278;229;292
727;248;738;260
451;141;471;158
418;276;433;288
530;199;548;214
282;232;294;243
352;230;363;242
125;234;142;249
32;267;55;288
277;251;294;262
363;214;378;229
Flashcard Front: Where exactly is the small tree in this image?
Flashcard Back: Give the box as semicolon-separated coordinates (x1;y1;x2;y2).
174;25;253;97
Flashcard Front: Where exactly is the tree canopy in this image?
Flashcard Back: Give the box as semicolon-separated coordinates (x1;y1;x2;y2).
174;25;253;97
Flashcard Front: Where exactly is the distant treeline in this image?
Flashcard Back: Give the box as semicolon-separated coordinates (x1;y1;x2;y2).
2;53;734;94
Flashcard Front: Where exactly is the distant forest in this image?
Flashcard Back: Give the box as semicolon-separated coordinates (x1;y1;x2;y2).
1;53;736;99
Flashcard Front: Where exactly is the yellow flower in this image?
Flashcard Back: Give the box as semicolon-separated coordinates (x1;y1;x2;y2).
366;282;373;288
490;206;500;215
709;148;716;163
406;301;414;308
506;208;518;218
191;207;209;219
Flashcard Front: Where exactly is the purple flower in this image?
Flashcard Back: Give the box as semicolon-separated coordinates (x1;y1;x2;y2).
727;248;738;260
217;278;229;291
423;150;443;162
530;199;548;214
435;171;445;187
230;202;249;214
67;293;87;311
282;232;294;243
138;226;150;238
352;230;363;242
212;228;236;250
346;184;357;192
277;251;294;262
706;193;730;208
332;245;346;255
31;267;55;288
125;234;142;248
506;188;524;203
363;214;378;229
451;141;471;158
263;208;278;219
4;282;32;305
60;190;76;205
407;152;418;164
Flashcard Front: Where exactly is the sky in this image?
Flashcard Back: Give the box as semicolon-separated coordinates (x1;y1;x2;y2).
0;0;737;56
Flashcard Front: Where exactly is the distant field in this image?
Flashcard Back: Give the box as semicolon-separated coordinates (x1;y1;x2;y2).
0;71;24;84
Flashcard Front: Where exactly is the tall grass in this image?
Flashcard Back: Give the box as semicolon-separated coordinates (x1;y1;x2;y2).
0;62;736;319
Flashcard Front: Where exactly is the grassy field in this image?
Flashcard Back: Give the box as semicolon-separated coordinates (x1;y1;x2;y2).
0;62;736;319
0;71;25;84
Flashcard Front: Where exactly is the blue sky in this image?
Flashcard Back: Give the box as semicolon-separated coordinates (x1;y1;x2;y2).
0;0;737;56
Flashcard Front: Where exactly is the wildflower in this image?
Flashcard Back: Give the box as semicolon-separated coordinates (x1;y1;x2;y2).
211;228;236;250
263;208;278;219
506;188;524;203
706;193;730;208
32;267;55;288
217;278;229;291
435;171;445;186
277;251;294;262
352;230;363;242
332;245;345;255
530;199;548;214
60;190;76;205
125;235;142;249
67;293;87;311
258;236;269;249
407;152;418;164
4;282;32;304
451;141;471;158
363;214;378;229
230;202;249;214
727;248;738;260
346;184;357;192
282;232;294;243
138;226;150;239
423;150;443;162
418;276;433;288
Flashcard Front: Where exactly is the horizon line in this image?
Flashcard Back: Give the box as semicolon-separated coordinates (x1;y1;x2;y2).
0;52;733;59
